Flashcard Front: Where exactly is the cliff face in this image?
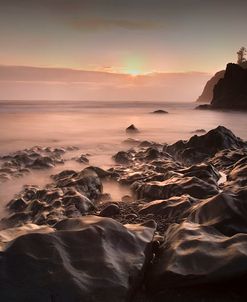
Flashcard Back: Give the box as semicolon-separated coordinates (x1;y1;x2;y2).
211;63;247;109
196;70;225;103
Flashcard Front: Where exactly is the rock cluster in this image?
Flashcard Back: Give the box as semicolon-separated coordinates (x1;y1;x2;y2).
0;146;67;182
1;168;102;229
0;126;247;301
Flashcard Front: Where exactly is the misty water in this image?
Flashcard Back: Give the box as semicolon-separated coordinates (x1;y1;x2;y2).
0;100;246;216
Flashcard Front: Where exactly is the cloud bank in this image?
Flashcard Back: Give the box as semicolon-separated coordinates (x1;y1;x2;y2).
0;65;211;102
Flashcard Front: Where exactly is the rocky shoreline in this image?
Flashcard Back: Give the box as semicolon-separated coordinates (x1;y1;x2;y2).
0;126;247;301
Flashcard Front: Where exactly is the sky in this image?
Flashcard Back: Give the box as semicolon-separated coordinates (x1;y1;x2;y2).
0;0;246;101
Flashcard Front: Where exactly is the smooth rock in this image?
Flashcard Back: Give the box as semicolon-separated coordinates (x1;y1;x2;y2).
0;216;156;302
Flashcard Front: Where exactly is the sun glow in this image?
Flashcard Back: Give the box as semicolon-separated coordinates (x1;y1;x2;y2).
127;69;142;76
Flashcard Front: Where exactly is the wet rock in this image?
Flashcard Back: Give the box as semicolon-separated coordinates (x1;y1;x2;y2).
28;156;56;169
139;195;197;220
54;168;103;201
62;193;95;214
76;154;89;164
125;213;138;220
1;212;30;228
100;204;120;217
126;124;139;133
167;126;246;164
30;199;46;215
0;146;68;182
209;148;247;172
0;216;156;302
188;192;247;236
7;198;27;212
134;176;218;201
177;163;220;184
1;168;101;228
113;151;132;164
137;147;161;161
52;170;77;181
147;221;247;291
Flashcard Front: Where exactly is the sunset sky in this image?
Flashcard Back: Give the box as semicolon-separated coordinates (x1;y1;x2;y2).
0;0;246;101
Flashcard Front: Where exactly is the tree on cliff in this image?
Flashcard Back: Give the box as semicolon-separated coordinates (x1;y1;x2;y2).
237;47;247;65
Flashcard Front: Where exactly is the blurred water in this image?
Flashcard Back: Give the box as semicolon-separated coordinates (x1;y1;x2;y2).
0;100;246;213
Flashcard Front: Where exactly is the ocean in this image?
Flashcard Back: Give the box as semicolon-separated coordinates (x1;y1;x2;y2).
0;100;246;215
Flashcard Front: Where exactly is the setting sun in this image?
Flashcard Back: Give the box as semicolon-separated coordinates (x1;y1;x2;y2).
127;69;141;76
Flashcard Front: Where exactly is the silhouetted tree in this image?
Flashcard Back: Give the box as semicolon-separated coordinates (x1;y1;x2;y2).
237;47;247;65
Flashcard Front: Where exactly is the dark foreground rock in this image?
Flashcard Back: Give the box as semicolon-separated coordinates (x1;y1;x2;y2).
0;216;156;302
147;221;247;290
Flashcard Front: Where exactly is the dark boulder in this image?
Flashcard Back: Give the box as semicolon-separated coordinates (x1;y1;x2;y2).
0;216;156;302
147;221;247;291
188;192;247;236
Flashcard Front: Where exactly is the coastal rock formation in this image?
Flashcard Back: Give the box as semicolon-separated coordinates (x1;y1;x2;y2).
196;63;247;110
196;70;225;103
211;63;247;109
0;216;156;302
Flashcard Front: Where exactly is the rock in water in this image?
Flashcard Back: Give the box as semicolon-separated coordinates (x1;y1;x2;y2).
126;124;139;134
151;110;168;114
0;216;156;302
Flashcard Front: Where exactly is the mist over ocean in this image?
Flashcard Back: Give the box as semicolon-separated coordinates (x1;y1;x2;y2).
1;100;246;155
